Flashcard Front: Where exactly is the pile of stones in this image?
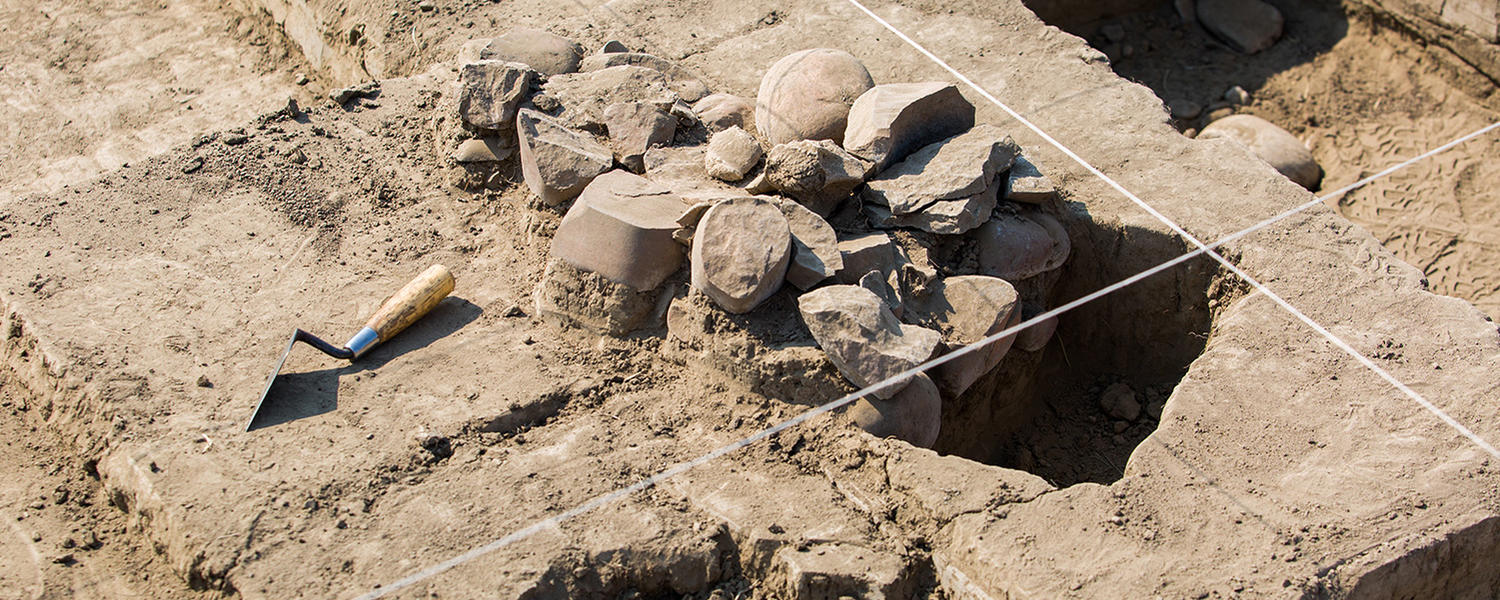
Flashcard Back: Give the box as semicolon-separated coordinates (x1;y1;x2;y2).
439;32;1072;448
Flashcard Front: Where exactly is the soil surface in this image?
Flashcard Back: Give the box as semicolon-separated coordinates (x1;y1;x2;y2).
2;0;1499;598
1060;0;1500;317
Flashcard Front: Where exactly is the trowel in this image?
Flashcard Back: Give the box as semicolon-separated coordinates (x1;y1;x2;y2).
247;264;456;431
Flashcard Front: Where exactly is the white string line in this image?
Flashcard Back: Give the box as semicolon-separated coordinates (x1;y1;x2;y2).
353;117;1500;599
840;0;1500;460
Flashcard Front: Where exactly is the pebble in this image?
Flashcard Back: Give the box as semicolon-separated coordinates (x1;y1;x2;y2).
1224;85;1251;106
1169;99;1203;120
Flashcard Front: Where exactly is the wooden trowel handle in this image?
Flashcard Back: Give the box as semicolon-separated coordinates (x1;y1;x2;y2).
343;264;456;359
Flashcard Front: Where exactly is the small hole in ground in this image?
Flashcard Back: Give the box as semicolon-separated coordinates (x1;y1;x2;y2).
934;202;1239;486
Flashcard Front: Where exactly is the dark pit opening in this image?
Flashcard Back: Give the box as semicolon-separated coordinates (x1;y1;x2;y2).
932;201;1234;486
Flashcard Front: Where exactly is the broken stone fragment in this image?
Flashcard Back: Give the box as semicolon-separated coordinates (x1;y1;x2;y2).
858;270;903;319
693;93;756;133
973;209;1070;282
847;372;941;449
690;197;792;314
755;48;875;146
863;124;1019;216
1197;114;1321;190
452;137;514;163
603;102;676;173
798;285;941;399
1099;382;1141;421
550;170;688;291
865;182;998;235
704;126;763;182
516;108;614;206
843;82;976;171
1004;154;1057;204
905;275;1021;397
1196;0;1283;54
543;66;679;131
764;139;871;216
1014;304;1057;352
774;199;843;290
833;232;902;285
479;28;584;76
457;61;536;131
642;146;743;205
580;52;709;102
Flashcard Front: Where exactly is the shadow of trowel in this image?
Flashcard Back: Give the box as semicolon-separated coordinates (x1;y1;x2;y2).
246;296;483;431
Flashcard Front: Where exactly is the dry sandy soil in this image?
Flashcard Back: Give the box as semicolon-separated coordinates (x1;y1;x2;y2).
1;0;1499;598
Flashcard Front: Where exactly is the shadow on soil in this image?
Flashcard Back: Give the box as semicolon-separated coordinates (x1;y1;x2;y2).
249;297;482;430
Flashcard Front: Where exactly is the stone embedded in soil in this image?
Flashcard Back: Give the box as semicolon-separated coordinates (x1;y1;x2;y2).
1169;99;1203;121
693;93;756;133
774;542;913;600
704;126;763;182
973;209;1071;282
1004;154;1057;204
862;125;1018;227
580;52;709;102
798;285;941;399
603;102;676;173
452;137;513;163
1197;114;1322;190
755;48;875;146
599;40;628;54
1224;85;1251;106
479;28;584;76
834;232;903;285
517;108;614;205
543;65;679;130
1100;382;1141;421
775;199;844;290
1014;306;1058;353
550;170;688;291
533;257;660;335
848;372;941;448
690;197;793;314
905;275;1021;397
457;61;536;132
1196;0;1284;54
843;82;976;171
764;139;871;216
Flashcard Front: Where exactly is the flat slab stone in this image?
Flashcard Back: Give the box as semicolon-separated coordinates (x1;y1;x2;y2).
798;285;941;399
542;65;679;130
479;28;583;76
1004;154;1057;204
517;108;613;206
863;124;1019;216
775;198;844;290
551;170;688;290
690;197;792;314
843;82;976;171
580;52;709;102
755;48;874;146
694;93;756;133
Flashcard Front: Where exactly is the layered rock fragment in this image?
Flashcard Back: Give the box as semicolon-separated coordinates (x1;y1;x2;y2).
603;102;676;173
862;125;1018;234
843;82;975;171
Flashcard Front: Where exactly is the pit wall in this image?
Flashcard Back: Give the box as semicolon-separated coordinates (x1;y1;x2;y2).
228;0;380;85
